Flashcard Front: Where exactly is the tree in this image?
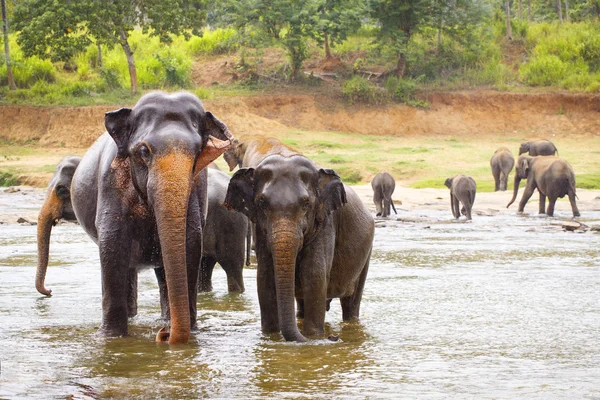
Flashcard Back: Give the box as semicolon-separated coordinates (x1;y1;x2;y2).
369;0;433;77
317;0;364;59
13;0;206;93
505;0;512;39
2;0;17;89
217;0;321;80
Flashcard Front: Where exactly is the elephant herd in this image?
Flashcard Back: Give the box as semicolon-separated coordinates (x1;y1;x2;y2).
35;91;374;345
372;139;579;222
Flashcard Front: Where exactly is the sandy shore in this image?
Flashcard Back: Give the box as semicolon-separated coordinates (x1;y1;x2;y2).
2;184;600;226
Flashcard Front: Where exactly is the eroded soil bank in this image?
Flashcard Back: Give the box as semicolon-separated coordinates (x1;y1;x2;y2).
1;91;599;148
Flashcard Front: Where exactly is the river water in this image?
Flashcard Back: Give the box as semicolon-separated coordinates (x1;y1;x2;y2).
0;191;599;399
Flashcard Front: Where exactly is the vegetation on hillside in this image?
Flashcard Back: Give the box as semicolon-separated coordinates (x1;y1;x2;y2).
0;0;598;106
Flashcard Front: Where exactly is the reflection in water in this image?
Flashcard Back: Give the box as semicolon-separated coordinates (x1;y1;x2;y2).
1;200;600;398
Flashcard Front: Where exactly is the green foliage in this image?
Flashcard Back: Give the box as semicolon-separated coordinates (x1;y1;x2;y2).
342;76;381;104
182;28;238;56
384;76;428;107
0;171;19;187
335;167;362;184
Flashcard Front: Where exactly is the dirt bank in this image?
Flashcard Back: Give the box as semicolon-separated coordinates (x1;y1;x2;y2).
1;91;599;147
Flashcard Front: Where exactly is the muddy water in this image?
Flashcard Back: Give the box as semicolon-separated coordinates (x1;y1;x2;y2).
1;194;599;399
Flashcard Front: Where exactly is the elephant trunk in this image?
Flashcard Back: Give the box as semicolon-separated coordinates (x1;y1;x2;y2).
36;189;63;296
507;175;521;208
152;153;194;345
271;219;306;342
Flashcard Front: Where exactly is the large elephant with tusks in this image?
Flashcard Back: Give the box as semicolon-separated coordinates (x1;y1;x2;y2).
71;91;233;344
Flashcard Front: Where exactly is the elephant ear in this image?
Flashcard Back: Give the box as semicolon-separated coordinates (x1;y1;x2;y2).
520;157;530;177
225;168;256;222
316;168;347;224
194;112;235;175
444;177;453;189
105;108;132;157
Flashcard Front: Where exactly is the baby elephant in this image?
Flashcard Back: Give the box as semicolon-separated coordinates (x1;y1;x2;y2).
519;140;558;156
444;175;476;220
199;168;250;293
371;172;398;217
36;156;81;296
490;147;515;191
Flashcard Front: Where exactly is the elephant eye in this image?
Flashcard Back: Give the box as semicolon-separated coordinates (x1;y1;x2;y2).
257;197;267;210
135;143;152;164
301;197;310;211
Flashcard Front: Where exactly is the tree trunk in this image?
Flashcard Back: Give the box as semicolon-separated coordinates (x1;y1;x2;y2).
505;0;513;40
557;0;563;22
396;52;406;78
528;0;532;21
324;31;332;59
518;0;523;19
1;0;17;90
97;43;103;68
119;30;138;93
565;0;570;21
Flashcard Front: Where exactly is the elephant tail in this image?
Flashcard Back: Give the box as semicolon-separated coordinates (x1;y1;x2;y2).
390;199;397;214
245;220;252;266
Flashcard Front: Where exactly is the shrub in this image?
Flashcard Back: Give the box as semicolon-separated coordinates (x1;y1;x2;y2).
0;171;20;187
184;28;238;56
342;76;381;105
520;54;567;86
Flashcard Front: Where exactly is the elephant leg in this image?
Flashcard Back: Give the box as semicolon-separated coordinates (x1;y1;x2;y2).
220;256;245;293
568;192;580;217
341;248;371;321
492;169;500;191
186;250;201;332
97;227;132;337
256;243;279;334
518;184;536;213
127;269;138;318
546;197;557;217
198;255;217;292
384;198;391;218
451;196;460;219
155;266;170;321
296;298;304;319
538;193;546;215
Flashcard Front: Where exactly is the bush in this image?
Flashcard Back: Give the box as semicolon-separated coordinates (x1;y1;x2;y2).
10;56;56;88
342;76;381;105
183;28;238;56
385;76;429;108
0;171;20;187
520;54;567;86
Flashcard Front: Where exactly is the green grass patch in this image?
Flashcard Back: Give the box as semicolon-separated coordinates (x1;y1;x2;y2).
576;174;600;190
0;171;20;187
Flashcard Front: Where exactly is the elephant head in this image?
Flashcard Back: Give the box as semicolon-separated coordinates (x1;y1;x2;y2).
507;155;531;208
223;139;246;171
444;177;453;189
105;92;233;344
36;156;81;296
518;142;530;155
224;155;346;342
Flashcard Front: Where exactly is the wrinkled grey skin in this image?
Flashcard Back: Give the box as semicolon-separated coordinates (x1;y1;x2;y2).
36;156;82;296
519;140;558;156
507;155;579;217
445;175;476;221
490;147;515;191
371;172;397;217
198;168;249;293
71;91;233;344
225;154;374;342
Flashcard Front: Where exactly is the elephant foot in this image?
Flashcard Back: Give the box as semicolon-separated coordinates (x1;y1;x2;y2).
328;334;340;342
97;326;128;338
573;212;581;217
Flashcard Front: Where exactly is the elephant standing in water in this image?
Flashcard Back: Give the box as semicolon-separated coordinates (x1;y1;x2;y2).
445;175;476;220
371;172;398;217
490;147;515;191
36;156;81;296
198;168;249;293
225;153;374;342
71;91;233;344
519;140;558;156
507;155;579;217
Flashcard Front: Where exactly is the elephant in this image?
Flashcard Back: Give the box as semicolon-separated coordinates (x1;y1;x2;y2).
225;152;374;342
223;136;296;171
70;91;234;344
36;155;81;296
371;172;397;217
507;155;579;217
519;140;558;156
490;147;515;191
444;175;476;220
198;168;250;293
